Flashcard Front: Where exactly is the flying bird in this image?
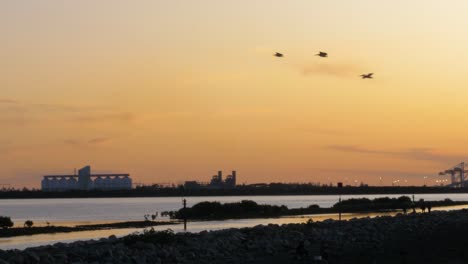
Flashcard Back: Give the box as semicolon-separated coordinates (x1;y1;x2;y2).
360;73;374;79
315;51;328;58
274;52;284;58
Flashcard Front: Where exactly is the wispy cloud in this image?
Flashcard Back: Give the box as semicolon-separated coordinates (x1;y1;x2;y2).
0;99;18;104
72;112;136;123
30;103;108;113
0;99;136;125
65;137;112;146
0;116;30;125
209;107;277;118
313;167;432;179
328;145;395;155
327;145;459;163
0;100;108;112
63;139;80;145
88;137;111;144
301;62;362;78
300;127;349;136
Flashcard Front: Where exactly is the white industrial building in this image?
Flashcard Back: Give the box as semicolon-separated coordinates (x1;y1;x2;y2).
41;165;132;191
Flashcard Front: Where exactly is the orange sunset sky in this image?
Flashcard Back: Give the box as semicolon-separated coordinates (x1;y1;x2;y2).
2;1;468;188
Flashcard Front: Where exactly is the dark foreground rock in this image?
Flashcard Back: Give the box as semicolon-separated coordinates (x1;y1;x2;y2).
3;210;468;264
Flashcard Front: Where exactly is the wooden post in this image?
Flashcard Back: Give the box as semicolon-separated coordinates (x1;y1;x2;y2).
183;198;187;231
337;182;343;222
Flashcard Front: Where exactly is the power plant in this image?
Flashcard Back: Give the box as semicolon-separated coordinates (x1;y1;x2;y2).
184;170;237;189
41;165;132;192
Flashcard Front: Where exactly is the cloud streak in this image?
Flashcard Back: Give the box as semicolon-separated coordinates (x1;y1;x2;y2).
88;137;111;144
0;99;136;125
313;167;432;179
301;62;362;78
64;137;112;146
71;112;136;123
0;99;18;104
327;145;459;163
300;127;349;136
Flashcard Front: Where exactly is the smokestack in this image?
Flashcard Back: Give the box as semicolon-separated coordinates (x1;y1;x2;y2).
232;170;236;186
218;171;222;181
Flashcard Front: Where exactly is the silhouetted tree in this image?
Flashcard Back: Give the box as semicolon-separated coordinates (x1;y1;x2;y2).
24;220;33;228
0;216;14;229
419;199;426;213
151;212;158;221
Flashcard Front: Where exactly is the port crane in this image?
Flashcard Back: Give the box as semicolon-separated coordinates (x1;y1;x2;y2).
439;162;467;187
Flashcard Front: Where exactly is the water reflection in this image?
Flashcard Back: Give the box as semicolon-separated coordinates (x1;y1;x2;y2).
2;204;468;250
3;193;468;226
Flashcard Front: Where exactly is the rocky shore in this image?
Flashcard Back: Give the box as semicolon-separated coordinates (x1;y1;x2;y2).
2;210;468;264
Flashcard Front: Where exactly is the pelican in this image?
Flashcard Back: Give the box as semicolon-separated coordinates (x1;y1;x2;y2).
315;51;328;58
360;73;373;79
274;52;284;58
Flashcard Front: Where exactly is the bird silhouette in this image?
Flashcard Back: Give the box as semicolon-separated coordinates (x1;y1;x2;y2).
360;73;374;79
315;51;328;58
274;52;284;58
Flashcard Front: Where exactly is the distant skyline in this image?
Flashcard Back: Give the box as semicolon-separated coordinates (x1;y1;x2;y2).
2;1;468;188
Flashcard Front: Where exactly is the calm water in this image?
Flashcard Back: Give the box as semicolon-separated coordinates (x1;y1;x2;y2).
1;193;468;250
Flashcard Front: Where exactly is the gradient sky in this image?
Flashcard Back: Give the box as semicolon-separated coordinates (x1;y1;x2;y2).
2;1;468;188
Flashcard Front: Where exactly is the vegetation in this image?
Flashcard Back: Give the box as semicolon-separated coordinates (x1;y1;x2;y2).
144;212;159;221
0;216;14;229
165;196;468;220
0;220;178;238
122;228;176;245
24;220;34;228
333;196;413;212
165;200;318;220
174;200;289;220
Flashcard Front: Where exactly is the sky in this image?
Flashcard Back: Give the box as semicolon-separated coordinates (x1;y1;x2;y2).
2;0;468;188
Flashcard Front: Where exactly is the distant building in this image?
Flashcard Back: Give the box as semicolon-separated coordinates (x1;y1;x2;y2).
184;181;202;189
210;171;224;188
41;165;132;192
225;171;236;188
185;170;237;189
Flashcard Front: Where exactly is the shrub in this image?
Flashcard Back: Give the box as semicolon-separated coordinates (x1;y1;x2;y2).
0;216;14;229
174;200;288;219
24;220;34;228
123;228;175;245
308;204;320;210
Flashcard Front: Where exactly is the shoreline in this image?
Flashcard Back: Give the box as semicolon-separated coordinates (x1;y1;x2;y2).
3;199;467;238
0;220;180;238
2;187;468;199
2;209;468;263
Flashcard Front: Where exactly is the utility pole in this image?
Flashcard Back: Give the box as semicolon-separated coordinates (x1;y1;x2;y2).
182;198;187;231
337;182;343;222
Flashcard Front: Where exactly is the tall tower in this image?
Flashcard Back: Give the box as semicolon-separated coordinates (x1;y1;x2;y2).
78;165;91;190
217;171;223;182
232;170;236;186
